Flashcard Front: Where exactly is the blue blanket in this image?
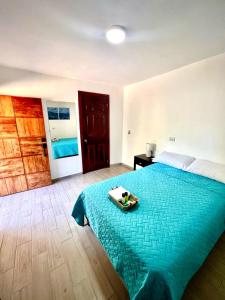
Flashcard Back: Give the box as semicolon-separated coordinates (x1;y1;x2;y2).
52;138;78;159
72;163;225;300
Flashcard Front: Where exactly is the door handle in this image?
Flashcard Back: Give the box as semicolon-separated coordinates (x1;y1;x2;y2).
42;142;47;157
84;139;88;143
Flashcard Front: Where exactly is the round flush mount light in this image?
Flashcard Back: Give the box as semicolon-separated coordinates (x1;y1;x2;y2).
106;25;126;44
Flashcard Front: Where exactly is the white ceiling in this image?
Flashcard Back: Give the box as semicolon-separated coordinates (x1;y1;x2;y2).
0;0;225;86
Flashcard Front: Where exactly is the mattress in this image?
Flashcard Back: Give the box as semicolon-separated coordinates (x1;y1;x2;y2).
72;163;225;300
52;137;78;159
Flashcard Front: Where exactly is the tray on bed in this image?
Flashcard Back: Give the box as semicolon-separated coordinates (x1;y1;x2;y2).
108;192;139;210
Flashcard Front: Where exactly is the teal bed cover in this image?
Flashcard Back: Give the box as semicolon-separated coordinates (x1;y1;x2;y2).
72;163;225;300
52;137;78;159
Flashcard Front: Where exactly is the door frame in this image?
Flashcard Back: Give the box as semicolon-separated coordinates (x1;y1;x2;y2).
78;90;110;174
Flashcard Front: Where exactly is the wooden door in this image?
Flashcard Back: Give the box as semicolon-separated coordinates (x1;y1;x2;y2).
0;95;27;196
0;95;51;196
12;96;51;190
78;91;109;173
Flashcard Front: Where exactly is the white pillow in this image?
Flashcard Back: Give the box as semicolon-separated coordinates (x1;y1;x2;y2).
186;159;225;184
154;151;195;170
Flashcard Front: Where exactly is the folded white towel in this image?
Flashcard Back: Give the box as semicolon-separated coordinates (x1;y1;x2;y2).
108;186;130;202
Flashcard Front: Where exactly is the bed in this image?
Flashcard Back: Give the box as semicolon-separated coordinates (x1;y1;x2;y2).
72;163;225;300
52;137;78;159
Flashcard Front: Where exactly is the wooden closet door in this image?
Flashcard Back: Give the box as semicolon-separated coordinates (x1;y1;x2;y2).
0;95;27;196
12;97;52;190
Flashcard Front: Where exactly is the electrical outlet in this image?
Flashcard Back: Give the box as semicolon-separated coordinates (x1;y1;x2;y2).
169;137;176;142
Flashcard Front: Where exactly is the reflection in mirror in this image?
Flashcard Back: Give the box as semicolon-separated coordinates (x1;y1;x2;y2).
47;101;79;159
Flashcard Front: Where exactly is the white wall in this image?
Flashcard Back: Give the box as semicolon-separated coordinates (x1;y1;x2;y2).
0;66;123;179
122;53;225;167
47;101;77;139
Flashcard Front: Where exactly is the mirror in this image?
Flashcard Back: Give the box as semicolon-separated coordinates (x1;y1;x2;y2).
47;100;79;159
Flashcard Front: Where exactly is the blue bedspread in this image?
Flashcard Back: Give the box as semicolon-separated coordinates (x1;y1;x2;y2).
72;163;225;300
52;138;78;159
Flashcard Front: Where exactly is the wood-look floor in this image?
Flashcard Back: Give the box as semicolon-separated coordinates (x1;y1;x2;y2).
0;164;225;300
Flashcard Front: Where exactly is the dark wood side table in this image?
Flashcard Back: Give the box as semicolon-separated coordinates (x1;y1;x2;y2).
134;154;154;170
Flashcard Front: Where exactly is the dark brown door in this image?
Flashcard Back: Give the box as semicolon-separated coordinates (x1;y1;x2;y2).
78;91;110;173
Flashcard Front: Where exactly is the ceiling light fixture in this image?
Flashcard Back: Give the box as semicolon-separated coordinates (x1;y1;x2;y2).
106;25;126;44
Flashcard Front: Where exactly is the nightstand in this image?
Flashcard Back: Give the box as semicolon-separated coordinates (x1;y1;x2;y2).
134;154;154;170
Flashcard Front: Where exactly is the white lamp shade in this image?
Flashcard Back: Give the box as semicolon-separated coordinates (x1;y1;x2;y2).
146;143;155;157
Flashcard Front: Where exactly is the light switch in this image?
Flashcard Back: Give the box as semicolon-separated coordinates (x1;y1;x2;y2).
128;130;131;135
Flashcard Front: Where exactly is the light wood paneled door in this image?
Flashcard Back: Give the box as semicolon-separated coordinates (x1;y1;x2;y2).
12;96;51;190
0;95;25;196
0;95;51;196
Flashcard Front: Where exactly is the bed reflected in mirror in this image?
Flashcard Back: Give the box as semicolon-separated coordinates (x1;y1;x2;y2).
47;100;79;159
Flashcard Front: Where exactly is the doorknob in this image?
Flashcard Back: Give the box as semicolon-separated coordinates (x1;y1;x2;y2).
84;139;88;143
42;142;47;157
